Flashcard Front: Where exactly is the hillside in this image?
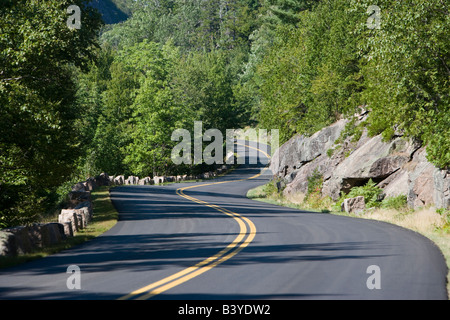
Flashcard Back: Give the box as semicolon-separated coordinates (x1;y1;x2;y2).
88;0;132;24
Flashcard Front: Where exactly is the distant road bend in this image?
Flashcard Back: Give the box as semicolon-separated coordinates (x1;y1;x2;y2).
0;141;447;300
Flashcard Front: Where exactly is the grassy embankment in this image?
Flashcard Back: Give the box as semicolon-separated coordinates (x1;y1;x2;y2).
247;181;450;298
0;186;118;269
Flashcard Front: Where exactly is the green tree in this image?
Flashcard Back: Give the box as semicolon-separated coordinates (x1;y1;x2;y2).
255;0;364;142
266;0;318;25
0;0;102;227
172;49;243;133
356;0;450;168
81;55;139;176
118;40;182;177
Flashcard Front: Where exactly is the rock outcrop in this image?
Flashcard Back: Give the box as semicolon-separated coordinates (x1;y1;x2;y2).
270;114;449;210
270;119;347;177
341;196;366;214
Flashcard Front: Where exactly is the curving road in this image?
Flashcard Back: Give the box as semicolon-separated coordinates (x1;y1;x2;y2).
0;141;447;300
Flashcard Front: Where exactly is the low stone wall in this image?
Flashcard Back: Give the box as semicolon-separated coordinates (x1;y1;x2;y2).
0;164;233;257
0;223;65;256
58;201;93;237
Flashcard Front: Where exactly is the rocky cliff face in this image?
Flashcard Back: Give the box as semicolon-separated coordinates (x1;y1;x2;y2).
269;114;449;210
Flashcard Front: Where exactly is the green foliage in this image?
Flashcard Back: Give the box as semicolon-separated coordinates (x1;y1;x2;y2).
306;169;323;198
123;41;182;176
255;0;364;143
436;208;450;216
355;0;450;168
436;208;450;233
101;0;261;52
172;49;243;132
78;1;262;180
266;180;280;196
303;169;332;211
88;0;263;177
336;117;365;144
0;0;102;227
381;195;408;211
326;148;335;158
252;0;448;168
337;179;383;210
266;0;317;25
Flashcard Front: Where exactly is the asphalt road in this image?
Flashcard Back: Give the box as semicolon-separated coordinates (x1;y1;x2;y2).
0;141;447;300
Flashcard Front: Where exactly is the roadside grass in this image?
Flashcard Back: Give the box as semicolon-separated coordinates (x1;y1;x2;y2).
0;186;118;269
247;182;450;298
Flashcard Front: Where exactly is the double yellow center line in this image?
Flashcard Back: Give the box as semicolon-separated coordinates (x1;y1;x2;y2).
118;143;268;300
